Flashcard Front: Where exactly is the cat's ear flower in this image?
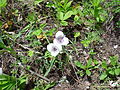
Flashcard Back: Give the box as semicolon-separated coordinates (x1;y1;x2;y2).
47;43;62;56
54;31;69;45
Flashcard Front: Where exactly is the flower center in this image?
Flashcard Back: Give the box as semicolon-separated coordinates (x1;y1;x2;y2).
57;36;64;43
52;46;58;52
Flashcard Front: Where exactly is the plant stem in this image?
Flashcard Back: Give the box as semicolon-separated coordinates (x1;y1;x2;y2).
19;64;50;82
44;57;55;77
63;49;80;82
69;39;78;54
43;32;50;44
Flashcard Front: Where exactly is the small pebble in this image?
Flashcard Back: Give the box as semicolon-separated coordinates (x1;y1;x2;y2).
114;45;118;48
109;81;118;87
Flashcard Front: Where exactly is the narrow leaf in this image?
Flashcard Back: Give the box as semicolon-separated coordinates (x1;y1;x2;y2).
100;72;107;80
86;70;91;76
63;11;73;20
74;61;85;69
57;12;64;20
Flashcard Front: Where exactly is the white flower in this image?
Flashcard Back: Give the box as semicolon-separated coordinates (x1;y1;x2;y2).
47;43;62;56
0;68;2;75
53;31;69;45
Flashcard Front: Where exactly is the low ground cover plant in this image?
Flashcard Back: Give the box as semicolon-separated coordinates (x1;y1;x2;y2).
0;0;120;89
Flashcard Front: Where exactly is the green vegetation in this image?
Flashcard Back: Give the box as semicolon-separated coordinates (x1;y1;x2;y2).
75;58;99;76
0;0;120;89
0;74;26;90
100;55;120;80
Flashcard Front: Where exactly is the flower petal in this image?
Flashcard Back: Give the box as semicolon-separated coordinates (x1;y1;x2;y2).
56;44;62;51
62;37;69;45
47;43;62;56
47;43;54;52
55;31;64;38
51;51;59;56
53;37;69;45
53;39;60;45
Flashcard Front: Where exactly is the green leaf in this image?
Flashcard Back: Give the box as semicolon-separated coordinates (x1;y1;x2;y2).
0;20;2;28
64;1;72;10
115;68;120;75
18;76;26;85
77;71;84;77
96;17;100;22
46;2;54;8
74;32;80;38
0;83;11;89
101;60;107;69
63;11;73;20
100;72;107;80
91;0;101;7
86;70;91;76
74;15;79;21
0;38;7;49
0;0;7;7
110;55;119;66
44;59;55;77
44;82;56;90
87;58;92;67
57;12;64;20
0;74;16;90
72;9;78;15
28;50;34;57
34;0;44;5
74;61;86;69
88;49;96;55
32;29;42;36
45;28;56;36
26;65;31;70
100;15;105;22
60;20;68;26
81;40;91;47
44;51;51;58
109;70;115;75
26;12;36;23
40;23;46;29
93;59;99;65
0;37;12;51
0;74;26;90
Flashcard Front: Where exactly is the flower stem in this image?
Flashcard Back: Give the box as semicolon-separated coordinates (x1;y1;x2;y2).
44;57;55;77
63;48;80;81
43;32;50;44
69;39;78;54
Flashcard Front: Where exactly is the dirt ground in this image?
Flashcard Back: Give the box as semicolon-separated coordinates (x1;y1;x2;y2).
0;0;120;90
